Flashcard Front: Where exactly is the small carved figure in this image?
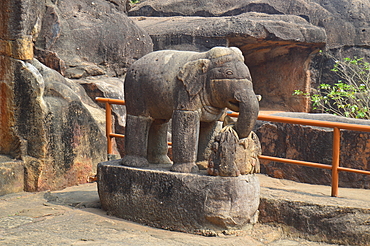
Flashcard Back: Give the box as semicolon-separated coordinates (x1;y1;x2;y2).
121;47;259;173
208;123;261;177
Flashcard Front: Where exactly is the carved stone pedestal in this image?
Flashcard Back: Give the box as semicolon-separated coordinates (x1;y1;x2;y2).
98;160;260;234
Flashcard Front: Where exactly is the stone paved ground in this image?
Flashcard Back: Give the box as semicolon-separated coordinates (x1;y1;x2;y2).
2;173;368;245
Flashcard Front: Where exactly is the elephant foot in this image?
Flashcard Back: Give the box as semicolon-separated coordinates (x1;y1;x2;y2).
120;155;149;168
171;163;199;173
148;155;173;165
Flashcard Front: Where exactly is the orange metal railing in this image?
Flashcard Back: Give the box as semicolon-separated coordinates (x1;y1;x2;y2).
96;98;126;155
228;112;370;197
96;97;370;197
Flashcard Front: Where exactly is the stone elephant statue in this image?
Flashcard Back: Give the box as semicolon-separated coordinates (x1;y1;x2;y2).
121;47;259;173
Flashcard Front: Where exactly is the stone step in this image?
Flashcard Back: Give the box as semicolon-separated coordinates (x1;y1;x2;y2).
258;173;370;245
98;160;260;234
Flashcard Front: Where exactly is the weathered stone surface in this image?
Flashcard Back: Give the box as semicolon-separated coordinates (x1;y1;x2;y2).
131;13;325;49
98;160;260;233
0;0;44;40
12;58;108;191
0;56;18;159
208;127;261;177
35;0;153;77
2;46;108;193
131;13;326;111
33;49;67;75
1;2;35;195
77;75;126;157
255;112;370;189
130;0;370;50
0;0;39;59
0;155;24;196
0;1;44;159
259;174;370;246
1;0;153;194
260;198;370;245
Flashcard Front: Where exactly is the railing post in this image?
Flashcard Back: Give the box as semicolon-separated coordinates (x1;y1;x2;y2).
331;127;340;197
105;102;113;155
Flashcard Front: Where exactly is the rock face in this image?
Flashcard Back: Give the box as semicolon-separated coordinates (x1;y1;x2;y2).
32;0;153;163
35;0;153;78
255;112;370;189
98;160;260;234
77;76;126;157
0;0;152;193
130;0;370;50
10;57;107;191
131;13;326;112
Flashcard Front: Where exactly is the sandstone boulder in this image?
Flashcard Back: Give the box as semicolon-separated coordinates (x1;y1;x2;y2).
130;0;370;50
130;0;370;103
17;59;108;191
35;0;153;77
1;51;108;192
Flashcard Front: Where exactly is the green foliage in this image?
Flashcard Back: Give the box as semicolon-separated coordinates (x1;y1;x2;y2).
293;56;370;119
130;0;140;3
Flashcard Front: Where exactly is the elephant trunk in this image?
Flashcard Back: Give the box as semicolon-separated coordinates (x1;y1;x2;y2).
234;89;259;139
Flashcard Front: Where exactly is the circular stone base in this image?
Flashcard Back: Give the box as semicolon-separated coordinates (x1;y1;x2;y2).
98;159;260;234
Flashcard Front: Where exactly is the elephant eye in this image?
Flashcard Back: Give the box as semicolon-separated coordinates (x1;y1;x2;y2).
226;70;233;75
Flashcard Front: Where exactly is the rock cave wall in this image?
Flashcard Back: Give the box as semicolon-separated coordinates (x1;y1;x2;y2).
0;0;153;193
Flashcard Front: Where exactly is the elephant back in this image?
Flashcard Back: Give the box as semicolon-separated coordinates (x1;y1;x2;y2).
124;50;200;118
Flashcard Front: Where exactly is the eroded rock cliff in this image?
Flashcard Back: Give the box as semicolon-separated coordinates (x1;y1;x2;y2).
0;0;152;192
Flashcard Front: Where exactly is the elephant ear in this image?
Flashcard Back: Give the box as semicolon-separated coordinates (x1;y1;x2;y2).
177;59;211;97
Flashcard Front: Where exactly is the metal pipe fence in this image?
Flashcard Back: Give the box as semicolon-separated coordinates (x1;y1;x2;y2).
96;97;370;197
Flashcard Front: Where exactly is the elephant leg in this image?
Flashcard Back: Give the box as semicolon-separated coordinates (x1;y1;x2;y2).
120;114;152;167
147;119;172;164
171;110;200;173
197;121;221;162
